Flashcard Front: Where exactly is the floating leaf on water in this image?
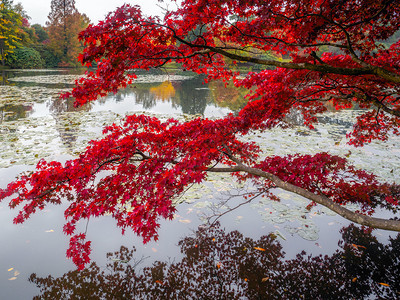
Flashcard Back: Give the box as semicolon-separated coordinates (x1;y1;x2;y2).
254;247;266;251
352;244;366;250
193;201;211;208
178;219;191;224
379;282;390;287
298;229;319;241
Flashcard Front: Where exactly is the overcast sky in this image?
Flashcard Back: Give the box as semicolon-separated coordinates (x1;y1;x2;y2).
16;0;174;26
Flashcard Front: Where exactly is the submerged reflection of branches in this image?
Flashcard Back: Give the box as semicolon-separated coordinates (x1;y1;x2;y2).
29;224;400;299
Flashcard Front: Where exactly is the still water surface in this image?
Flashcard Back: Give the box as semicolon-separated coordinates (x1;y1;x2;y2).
0;69;399;299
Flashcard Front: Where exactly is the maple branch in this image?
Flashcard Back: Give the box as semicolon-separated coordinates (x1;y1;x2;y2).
208;151;400;232
233;162;400;232
206;46;400;83
170;33;400;83
225;19;347;50
372;99;400;118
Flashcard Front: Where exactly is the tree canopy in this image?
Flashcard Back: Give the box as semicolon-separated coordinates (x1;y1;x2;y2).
1;0;399;269
0;0;22;65
46;0;90;66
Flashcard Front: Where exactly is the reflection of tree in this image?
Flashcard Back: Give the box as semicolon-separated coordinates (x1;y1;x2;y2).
29;224;400;299
49;96;90;150
0;104;32;121
133;85;159;110
110;78;210;115
174;77;209;115
150;81;176;101
0;69;10;85
208;80;248;113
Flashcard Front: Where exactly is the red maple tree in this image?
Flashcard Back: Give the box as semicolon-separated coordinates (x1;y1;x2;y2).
1;0;400;269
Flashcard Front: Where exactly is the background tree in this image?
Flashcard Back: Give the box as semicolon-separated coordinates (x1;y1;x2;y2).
0;0;399;269
46;0;90;67
2;1;46;68
0;0;21;66
31;24;49;43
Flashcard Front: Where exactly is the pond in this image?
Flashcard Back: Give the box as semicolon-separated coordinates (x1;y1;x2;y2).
0;69;399;299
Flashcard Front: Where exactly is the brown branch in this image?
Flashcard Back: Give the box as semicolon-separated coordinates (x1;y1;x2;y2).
206;46;400;83
207;161;400;232
372;99;400;118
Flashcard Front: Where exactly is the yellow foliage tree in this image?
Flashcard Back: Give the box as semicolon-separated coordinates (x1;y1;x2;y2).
0;0;21;66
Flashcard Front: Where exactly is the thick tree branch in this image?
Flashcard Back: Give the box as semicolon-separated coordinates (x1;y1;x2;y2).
207;162;400;232
206;46;400;83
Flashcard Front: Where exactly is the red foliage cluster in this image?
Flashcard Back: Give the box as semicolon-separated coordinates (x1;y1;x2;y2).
247;153;397;212
1;0;400;268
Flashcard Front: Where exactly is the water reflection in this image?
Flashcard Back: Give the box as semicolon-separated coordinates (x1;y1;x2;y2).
1;69;399;299
1;69;243;120
0;104;32;122
112;76;211;115
49;97;92;151
29;223;400;299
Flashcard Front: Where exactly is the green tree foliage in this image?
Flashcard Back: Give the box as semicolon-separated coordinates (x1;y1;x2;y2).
46;0;90;67
31;44;59;68
0;0;22;66
31;24;49;43
6;46;44;68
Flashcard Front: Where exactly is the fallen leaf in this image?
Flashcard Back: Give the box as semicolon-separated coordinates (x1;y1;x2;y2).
155;280;163;285
151;248;158;253
379;282;390;287
7;268;13;272
14;270;20;276
352;244;367;250
178;219;191;224
254;247;266;251
8;277;17;281
352;277;357;282
261;277;269;282
45;229;54;233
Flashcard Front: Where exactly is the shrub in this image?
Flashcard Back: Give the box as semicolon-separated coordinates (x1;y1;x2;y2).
6;47;44;69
